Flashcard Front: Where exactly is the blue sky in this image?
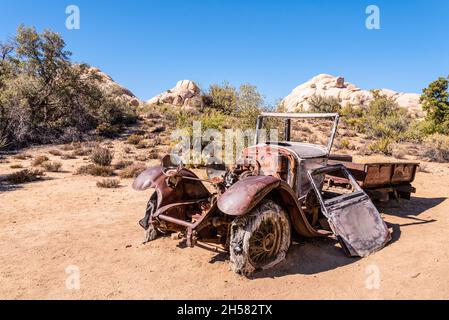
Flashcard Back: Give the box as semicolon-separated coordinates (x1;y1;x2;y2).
1;0;448;104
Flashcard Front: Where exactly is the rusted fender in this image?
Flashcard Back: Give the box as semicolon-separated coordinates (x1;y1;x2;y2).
217;176;281;216
218;176;325;238
132;166;164;191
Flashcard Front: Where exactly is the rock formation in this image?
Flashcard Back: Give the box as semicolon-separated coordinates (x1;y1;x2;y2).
282;74;423;118
146;80;204;110
83;67;141;107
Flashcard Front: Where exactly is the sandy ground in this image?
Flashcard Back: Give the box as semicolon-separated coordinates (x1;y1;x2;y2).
1;145;449;300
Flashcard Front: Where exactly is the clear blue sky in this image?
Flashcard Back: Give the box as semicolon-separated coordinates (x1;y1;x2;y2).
1;0;448;104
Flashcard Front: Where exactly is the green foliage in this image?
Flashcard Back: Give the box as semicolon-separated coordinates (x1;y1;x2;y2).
204;82;238;114
0;25;136;148
308;95;341;113
420;76;449;134
368;137;393;155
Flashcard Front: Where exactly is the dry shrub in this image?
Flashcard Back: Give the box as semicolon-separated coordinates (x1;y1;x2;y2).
96;178;121;188
113;160;133;170
368;138;392;155
10;164;23;169
14;153;32;160
32;155;49;166
73;148;92;156
90;147;114;166
119;164;146;179
123;146;132;153
61;153;77;160
48;149;63;156
6;169;44;184
60;144;75;151
76;164;114;177
41;161;62;172
135;154;148;162
424;133;449;162
135;140;148;149
148;150;160;160
127;134;143;145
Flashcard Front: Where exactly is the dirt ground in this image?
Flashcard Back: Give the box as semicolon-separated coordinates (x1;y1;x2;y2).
1;144;449;300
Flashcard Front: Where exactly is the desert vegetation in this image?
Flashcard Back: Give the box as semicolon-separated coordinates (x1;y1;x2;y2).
0;25;137;149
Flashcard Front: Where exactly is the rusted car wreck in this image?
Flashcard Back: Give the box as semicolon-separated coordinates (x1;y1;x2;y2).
133;112;416;276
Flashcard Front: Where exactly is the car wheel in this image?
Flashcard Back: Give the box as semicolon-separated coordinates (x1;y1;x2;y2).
229;199;291;276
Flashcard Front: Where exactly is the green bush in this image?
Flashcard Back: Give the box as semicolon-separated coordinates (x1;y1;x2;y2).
308;95;341;113
368;137;393;155
204;82;238;114
420;76;449;134
0;25;137;148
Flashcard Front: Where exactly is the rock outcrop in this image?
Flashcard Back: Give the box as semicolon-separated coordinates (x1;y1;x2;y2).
282;74;423;118
83;67;141;107
146;80;204;110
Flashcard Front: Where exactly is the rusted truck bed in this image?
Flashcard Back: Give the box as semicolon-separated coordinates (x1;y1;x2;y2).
327;155;419;201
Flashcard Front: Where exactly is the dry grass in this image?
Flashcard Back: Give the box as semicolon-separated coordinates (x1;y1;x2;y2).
13;153;32;160
32;155;50;166
10;164;23;169
90;147;114;166
48;149;63;156
96;178;121;188
61;153;77;160
135;140;148;149
424;133;449;162
127;134;143;145
60;144;75;151
5;169;44;184
73;148;92;156
41;161;62;172
76;164;114;177
119;164;146;179
113;160;134;170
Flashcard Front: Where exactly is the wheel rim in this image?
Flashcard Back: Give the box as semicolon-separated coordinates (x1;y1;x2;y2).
248;216;282;268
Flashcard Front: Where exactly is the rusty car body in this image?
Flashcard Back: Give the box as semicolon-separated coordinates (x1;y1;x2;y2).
133;112;393;276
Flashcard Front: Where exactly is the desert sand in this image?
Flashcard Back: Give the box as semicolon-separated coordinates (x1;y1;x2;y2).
1;144;449;300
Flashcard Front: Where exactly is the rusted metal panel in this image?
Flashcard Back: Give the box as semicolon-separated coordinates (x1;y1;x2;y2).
328;160;419;188
308;165;391;257
217;175;280;216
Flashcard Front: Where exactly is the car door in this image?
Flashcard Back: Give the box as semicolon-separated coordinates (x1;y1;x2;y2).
307;165;391;257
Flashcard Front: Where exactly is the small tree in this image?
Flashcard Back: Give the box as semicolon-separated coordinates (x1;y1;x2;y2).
205;82;238;114
420;76;449;134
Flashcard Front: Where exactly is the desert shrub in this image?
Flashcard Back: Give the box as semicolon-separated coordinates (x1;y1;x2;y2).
340;138;351;149
96;123;123;138
127;134;143;145
420;76;449;134
308;95;341;113
148;150;160;160
41;161;62;172
76;164;114;177
136;140;148;149
119;164;146;179
6;169;44;184
48;149;62;156
73;147;92;156
368;138;392;155
113;160;133;170
10;164;23;169
61;153;77;160
96;178;120;188
0;25;137;148
204;82;238;114
13;153;32;160
424;133;449;162
90;147;113;166
60;144;74;151
32;155;49;166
